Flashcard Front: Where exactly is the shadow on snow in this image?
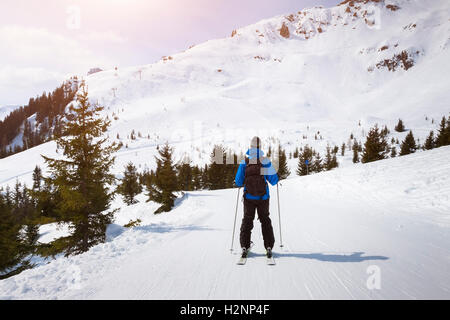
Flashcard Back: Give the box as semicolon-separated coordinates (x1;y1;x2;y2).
251;251;389;262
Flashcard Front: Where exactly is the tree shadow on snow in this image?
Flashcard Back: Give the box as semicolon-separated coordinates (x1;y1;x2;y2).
172;192;217;209
253;251;389;262
134;223;217;234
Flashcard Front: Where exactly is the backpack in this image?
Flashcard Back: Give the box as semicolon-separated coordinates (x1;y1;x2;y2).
244;157;266;197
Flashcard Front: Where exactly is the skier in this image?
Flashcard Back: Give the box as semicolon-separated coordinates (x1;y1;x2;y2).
235;136;279;260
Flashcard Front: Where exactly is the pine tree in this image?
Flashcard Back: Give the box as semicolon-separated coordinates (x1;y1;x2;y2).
341;143;345;156
399;131;417;156
147;143;179;213
276;146;290;180
324;145;338;171
352;141;360;163
12;180;22;216
381;125;390;137
177;160;193;191
390;146;397;157
435;116;449;147
117;162;142;205
395;119;405;132
42;83;119;255
201;164;209;190
32;166;42;192
0;191;29;278
311;153;323;173
297;145;313;176
21;186;39;252
208;145;226;190
191;165;202;190
447;116;450;145
225;152;240;188
33;179;59;219
424;131;435;150
266;145;272;157
361;125;388;163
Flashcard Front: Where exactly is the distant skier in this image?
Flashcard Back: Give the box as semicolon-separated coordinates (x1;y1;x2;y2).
235;136;279;259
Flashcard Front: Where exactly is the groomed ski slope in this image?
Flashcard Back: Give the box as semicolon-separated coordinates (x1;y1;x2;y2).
1;146;449;299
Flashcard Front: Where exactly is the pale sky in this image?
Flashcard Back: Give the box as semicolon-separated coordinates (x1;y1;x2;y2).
0;0;339;106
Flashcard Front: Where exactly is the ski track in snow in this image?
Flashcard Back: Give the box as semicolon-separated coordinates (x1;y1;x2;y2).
0;146;449;299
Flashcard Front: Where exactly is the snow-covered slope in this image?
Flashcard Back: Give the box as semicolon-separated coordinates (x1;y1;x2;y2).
77;0;449;164
0;146;449;299
1;0;449;182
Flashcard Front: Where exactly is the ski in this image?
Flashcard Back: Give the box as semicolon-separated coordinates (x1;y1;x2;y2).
266;248;275;265
237;256;247;265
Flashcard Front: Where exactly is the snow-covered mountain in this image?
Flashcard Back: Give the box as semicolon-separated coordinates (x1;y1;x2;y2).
77;0;449;165
1;0;450;173
1;146;449;299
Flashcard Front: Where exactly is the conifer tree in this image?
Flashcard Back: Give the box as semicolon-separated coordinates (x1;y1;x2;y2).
32;166;42;192
361;125;388;163
147;143;179;213
447;116;450;145
201;164;209;190
311;153;323;173
395;119;405;132
435;116;449;147
391;146;397;157
297;145;313;176
21;186;39;252
276;146;290;180
0;191;29;278
191;165;202;190
225;152;240;188
324;145;338;171
400;131;417;155
424;131;435;150
177;160;193;191
341;143;345;156
266;145;272;157
208;145;226;190
117;162;142;205
142;169;156;194
42;83;119;255
381;125;390;137
33;179;59;219
352;141;360;163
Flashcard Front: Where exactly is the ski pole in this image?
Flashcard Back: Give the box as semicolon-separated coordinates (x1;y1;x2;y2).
277;183;284;248
230;187;241;252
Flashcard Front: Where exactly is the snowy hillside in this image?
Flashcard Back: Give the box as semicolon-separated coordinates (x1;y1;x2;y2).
1;0;449;179
0;146;449;299
76;0;450;166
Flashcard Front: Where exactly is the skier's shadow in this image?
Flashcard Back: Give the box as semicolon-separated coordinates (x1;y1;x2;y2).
252;251;389;262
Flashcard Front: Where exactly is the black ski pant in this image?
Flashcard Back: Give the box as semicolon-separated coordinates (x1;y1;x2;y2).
240;198;275;250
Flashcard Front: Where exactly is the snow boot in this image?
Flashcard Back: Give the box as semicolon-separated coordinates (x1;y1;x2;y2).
266;247;273;258
241;247;249;258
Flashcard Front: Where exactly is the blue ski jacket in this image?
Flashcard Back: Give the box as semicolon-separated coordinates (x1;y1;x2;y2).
234;148;279;200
